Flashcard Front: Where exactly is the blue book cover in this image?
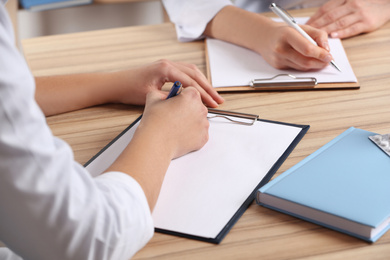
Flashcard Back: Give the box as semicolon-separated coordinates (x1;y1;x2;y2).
20;0;92;11
257;127;390;242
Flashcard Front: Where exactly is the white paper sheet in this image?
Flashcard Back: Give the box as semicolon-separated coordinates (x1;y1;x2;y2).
86;114;303;239
207;17;357;88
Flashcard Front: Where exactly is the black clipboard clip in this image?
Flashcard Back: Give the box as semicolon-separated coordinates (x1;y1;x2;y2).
208;108;259;126
250;74;317;88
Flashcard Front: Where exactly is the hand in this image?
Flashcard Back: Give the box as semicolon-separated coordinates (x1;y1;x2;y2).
203;6;332;71
111;59;224;108
307;0;390;39
257;22;333;71
106;87;209;209
138;87;209;159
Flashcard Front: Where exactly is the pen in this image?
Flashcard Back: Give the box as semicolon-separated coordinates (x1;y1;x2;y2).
166;81;182;99
269;3;342;72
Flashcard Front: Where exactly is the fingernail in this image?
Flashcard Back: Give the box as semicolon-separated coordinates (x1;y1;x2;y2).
324;54;332;63
330;32;339;38
322;42;330;52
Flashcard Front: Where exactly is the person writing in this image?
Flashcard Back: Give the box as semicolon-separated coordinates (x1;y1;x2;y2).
0;2;223;259
162;0;390;70
163;0;333;71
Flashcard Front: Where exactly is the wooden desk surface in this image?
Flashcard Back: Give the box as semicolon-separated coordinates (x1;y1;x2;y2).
22;8;390;260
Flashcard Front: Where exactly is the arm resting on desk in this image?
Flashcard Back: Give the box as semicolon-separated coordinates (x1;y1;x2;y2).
35;60;223;116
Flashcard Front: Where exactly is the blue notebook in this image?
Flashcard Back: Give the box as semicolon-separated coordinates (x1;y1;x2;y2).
257;127;390;242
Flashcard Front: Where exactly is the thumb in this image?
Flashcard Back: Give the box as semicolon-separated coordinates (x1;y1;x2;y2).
305;25;331;52
145;90;166;106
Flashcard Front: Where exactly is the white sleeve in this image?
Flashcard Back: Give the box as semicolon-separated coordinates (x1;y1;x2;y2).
0;247;23;260
162;0;233;42
0;5;153;260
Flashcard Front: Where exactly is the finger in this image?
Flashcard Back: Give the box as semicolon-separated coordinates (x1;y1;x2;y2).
307;0;345;25
301;25;331;51
178;86;208;113
329;22;368;39
307;8;326;24
307;2;352;28
145;90;166;106
164;63;222;108
287;57;329;71
283;48;329;71
286;27;332;63
319;12;361;36
180;85;202;99
181;87;209;120
173;62;224;105
165;65;218;107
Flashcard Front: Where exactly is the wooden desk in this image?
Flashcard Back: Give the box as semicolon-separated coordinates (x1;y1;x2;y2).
22;8;390;259
5;0;19;45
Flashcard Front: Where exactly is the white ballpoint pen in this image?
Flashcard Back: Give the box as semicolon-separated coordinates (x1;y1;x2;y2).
270;3;342;72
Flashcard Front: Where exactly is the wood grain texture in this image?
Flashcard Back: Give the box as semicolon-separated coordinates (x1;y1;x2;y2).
4;0;18;46
22;8;390;259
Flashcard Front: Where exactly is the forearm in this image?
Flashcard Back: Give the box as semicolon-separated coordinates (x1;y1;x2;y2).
35;59;223;116
105;87;209;211
204;5;275;55
35;72;124;116
106;123;172;211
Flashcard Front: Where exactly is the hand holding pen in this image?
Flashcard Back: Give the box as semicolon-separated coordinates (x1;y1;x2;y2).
109;60;223;108
270;3;341;72
141;82;209;159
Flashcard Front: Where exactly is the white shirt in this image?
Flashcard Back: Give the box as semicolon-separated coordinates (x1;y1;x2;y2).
162;0;327;41
0;3;153;260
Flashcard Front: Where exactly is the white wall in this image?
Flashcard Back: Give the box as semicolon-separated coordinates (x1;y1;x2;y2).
17;0;164;41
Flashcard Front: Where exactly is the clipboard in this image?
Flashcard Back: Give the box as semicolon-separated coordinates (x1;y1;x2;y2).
205;36;360;92
84;109;309;244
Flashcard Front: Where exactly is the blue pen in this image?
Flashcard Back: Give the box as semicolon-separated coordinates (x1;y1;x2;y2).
166;81;182;99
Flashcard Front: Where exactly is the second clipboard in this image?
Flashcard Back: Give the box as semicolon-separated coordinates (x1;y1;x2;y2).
205;37;360;92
